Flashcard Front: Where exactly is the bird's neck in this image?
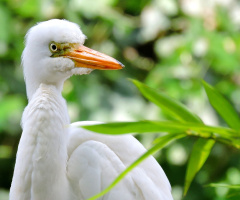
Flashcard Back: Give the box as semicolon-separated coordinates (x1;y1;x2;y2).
25;77;64;101
10;84;70;200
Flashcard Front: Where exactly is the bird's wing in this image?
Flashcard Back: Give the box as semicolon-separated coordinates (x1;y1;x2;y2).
67;121;173;200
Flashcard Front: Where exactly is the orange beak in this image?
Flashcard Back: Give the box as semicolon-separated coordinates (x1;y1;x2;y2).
64;45;124;70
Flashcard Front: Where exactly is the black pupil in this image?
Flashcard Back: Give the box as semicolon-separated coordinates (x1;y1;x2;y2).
51;44;57;51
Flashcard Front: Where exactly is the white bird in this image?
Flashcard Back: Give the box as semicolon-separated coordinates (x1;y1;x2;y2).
10;19;173;200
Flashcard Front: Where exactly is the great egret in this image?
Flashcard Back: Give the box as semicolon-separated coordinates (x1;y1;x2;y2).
10;19;173;200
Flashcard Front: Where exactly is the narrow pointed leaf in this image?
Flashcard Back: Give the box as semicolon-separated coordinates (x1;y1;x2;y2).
206;183;240;189
87;133;185;200
203;81;240;130
184;138;215;196
131;80;218;195
82;121;238;138
131;79;202;123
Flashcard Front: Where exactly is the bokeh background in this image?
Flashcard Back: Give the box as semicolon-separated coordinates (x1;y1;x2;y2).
1;0;240;199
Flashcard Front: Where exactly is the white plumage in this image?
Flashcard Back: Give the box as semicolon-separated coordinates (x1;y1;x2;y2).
10;19;173;200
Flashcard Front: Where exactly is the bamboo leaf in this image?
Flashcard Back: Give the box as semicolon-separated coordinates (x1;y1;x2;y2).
87;133;185;200
184;138;215;196
82;121;238;138
203;81;240;130
206;183;240;189
131;79;202;123
133;80;218;195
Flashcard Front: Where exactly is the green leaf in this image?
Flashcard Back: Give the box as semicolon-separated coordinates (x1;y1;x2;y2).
131;79;218;195
203;81;240;130
184;138;215;196
131;79;202;123
206;183;240;189
82;121;238;138
87;133;185;200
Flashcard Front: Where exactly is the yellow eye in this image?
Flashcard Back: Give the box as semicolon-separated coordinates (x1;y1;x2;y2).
50;43;58;52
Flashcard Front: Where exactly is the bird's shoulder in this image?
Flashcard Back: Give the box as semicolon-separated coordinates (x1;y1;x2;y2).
66;121;173;200
67;121;145;165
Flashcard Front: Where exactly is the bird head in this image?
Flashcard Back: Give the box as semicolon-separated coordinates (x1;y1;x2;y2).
22;19;124;99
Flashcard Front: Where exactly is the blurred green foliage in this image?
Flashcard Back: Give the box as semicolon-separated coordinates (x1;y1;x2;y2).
0;0;240;199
